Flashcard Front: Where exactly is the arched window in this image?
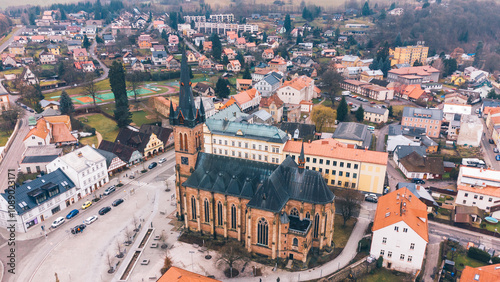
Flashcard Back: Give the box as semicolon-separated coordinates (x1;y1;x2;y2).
179;133;184;151
313;213;320;238
290;207;299;216
231;204;237;229
191;196;197;220
257;218;268;246
217;201;223;226
204;199;210;223
183;133;188;151
292;238;298;247
305;212;310;219
324;213;328;234
194;133;198;149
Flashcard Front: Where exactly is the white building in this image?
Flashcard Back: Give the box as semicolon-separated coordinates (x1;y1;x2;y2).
276;75;318;105
203;119;289;164
370;188;428;274
0;169;77;232
46;145;109;197
442;103;472;122
457;115;483;147
254;72;283;97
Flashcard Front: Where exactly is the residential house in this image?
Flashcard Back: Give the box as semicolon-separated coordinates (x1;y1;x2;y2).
115;127;164;158
138;34;152;49
139;124;174;150
340;79;394;101
364;106;389;123
236;79;252;91
194;97;216;118
393;145;427;164
454;205;485;225
444;93;468;105
387;66;440;84
130;59;145;71
21;67;39;85
370;188;428;274
92;148;127;176
23;115;77;147
268;56;287;72
152;51;168;66
343;66;370;80
284;139;388;194
254;72;283;97
166;55;181;70
203;41;212;52
98;140;142;166
227;60;241;72
66;40;82;52
235;37;246;49
321;49;336;57
221;89;261;113
245;42;257;52
291;56;315;68
158;267;221;282
39;99;60;110
0;169;76;232
192;82;215;96
74;61;96;72
259;94;284;123
300;100;313;113
401;107;443;138
103;34;115;44
332;122;372;148
39;52;56;64
46;146;109;196
198;55;212;68
9;43;25;55
360;70;384;82
276;75;318;105
455;166;500;217
396;182;439;213
168;34;179;47
222;48;236;60
47;44;60;55
396;84;425;101
19;145;62;174
2;55;17;67
262;48;275;60
80;25;96;38
0;94;10;113
72;48;88;61
442;103;472;122
460;264;500;281
186;51;198;63
397;151;444;179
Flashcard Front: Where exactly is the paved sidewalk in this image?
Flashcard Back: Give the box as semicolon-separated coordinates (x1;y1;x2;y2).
422;234;441;282
224;217;371;282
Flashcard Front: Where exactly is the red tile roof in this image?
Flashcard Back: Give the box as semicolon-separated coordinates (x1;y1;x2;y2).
460;264;500;282
158;266;221;282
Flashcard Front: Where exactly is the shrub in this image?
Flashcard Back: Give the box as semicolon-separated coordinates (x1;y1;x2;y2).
377;256;383;268
468;247;491;263
445;196;454;201
492;256;500;264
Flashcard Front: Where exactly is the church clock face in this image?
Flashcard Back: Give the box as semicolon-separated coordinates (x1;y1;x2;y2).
181;157;189;165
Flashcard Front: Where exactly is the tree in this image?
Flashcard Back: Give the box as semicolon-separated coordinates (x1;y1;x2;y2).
127;71;141;105
95;35;103;44
59;91;74;115
362;1;371;16
1;106;23;133
211;33;222;60
115;240;124;258
389;2;396;10
284;14;292;34
169;12;178;30
393;33;402;48
217;241;249;278
413;60;423;67
60;9;67;20
29;13;35;25
109;61;131;127
487;89;497;99
160;255;173;274
388;105;394;117
337;96;348;122
84;72;99;106
235;52;245;66
296;33;303;45
262;31;267;42
222;55;229;65
242;67;251;79
355;105;364;122
82;35;91;49
321;69;344;104
311;105;336;132
336;188;363;226
215;77;230;99
147;11;152;23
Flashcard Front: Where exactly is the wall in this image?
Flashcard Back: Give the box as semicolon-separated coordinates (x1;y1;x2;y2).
323;257;376;282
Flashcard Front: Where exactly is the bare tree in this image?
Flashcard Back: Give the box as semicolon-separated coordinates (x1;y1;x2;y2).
335;188;363;226
217;241;249;278
84;72;99;106
133;216;139;231
106;252;114;273
124;227;133;244
115;240;124;258
127;71;141;107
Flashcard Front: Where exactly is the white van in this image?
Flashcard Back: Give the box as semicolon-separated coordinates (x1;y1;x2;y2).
51;217;65;228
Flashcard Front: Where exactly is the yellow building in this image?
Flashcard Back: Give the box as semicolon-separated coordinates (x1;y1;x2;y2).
283;139;388;194
390;45;429;66
47;44;60;56
451;75;467;86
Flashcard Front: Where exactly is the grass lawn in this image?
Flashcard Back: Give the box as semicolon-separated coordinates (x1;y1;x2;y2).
79;135;98;147
446;250;486;272
333;214;357;249
391;105;413;116
358;268;414;282
1;68;23;76
131;110;159;127
44;78;111;100
40;64;56;71
79;114;119;142
0;130;11;146
99;104;115;116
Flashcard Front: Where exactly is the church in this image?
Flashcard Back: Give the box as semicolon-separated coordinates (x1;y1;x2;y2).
171;51;335;262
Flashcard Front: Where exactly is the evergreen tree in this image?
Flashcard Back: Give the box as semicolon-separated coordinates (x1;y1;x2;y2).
29;13;36;25
109;61;131;127
262;31;267;43
169;12;178;30
60;9;67;21
82;35;91;49
284;14;292;34
388;105;394;117
95;35;103;44
355;105;364;122
362;1;371;16
413;60;423;66
210;33;222;60
189;66;193;79
242;67;251;79
235;52;245;66
379;9;386;20
161;29;168;41
393;33;402;47
222;55;229;65
147;11;152;23
59;91;74;115
190;20;195;29
296;33;303;44
215;77;230;99
389;2;396;10
337;96;348;122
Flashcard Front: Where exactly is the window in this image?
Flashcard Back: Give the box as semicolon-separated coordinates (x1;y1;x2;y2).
388;251;392;258
408;256;412;262
333;161;337;166
204;199;210;223
340;162;344;167
213;138;216;144
252;144;256;149
410;243;415;250
231;204;237;229
265;146;268;151
400;254;405;260
344;182;349;187
232;141;235;146
351;183;356;188
489;198;493;202
245;143;248;148
290;207;299;216
225;140;228;145
326;160;330;165
219;139;222;145
346;172;350;177
382;237;387;244
330;179;335;185
474;195;478;199
306;157;310;162
339;171;343;176
325;169;330;174
217;202;223;226
191;197;197;220
292;238;298;247
319;159;323;164
403;228;408;233
380;250;385;256
313;214;320;238
238;142;242;147
394;226;399;232
353;173;357;179
337;181;342;186
347;163;351;168
257;218;268;246
232;151;235;156
305;212;310;219
464;193;468;197
479;196;483;200
238;152;242;158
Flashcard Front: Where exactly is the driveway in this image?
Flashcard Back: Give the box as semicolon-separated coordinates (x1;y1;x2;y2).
375;124;389;152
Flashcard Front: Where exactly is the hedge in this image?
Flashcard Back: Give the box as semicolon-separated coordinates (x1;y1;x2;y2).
467;247;491;263
492;256;500;264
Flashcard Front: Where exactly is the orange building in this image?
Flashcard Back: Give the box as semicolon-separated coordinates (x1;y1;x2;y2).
158;266;221;282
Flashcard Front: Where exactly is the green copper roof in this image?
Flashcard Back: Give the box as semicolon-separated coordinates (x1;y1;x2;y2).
205;119;289;144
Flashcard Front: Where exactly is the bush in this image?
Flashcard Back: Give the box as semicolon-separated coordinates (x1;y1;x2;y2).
468;247;491;263
492;256;500;264
445;196;454;201
377;256;383;268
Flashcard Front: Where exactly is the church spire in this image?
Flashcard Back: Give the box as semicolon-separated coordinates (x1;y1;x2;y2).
298;141;305;171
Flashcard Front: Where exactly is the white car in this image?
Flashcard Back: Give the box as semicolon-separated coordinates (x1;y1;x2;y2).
159;158;166;164
84;215;98;225
51;217;65;228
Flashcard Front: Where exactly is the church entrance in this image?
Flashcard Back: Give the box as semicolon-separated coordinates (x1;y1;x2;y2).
289;253;293;260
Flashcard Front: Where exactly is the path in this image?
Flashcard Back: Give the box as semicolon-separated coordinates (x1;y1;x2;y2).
96;131;103;146
422;234;441;282
375;124;389;152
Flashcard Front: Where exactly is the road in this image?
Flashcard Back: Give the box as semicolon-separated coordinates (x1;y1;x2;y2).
0;150;175;282
0;26;24;54
375;124;389;152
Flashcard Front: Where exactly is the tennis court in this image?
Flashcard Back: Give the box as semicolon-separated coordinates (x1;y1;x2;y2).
71;88;155;104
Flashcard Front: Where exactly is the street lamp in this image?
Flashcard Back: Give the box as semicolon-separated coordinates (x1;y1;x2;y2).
189;251;195;271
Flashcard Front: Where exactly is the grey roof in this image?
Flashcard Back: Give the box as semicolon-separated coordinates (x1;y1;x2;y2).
103;34;114;40
35;108;61;118
279;122;316;140
183;153;334;213
394;145;427;160
396;182;438;207
252;109;273;122
205;119;289;143
1;168;75;215
421;136;438;147
209;104;251;122
195;97;215;112
92;148;118;168
24;145;62;157
292;56;313;64
388;124;426;137
402;107;443;120
40;99;60;108
482;99;500;109
364;106;388;115
332;122;372;147
22;155;59;164
152;50;167;58
262;73;280;86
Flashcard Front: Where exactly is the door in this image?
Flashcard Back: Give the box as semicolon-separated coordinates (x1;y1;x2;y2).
387;262;392;269
40;215;44;222
289;253;293;260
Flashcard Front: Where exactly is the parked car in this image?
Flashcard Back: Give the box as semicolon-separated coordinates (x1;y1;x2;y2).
66;209;79;219
112;198;124;207
412;178;425;184
99;206;111;215
51;217;65;228
489;139;495;144
103;185;116;195
159;158;166;164
370;101;376;104
82;201;92;210
84;215;98;225
148;162;158;169
496;155;500;161
129;174;135;179
365;194;378;203
494;148;499;153
71;224;86;234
